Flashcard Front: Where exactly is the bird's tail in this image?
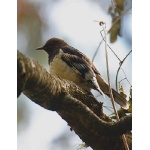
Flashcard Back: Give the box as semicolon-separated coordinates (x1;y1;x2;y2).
96;75;129;110
111;88;129;110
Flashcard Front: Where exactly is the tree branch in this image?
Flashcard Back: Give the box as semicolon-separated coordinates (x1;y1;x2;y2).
17;50;132;150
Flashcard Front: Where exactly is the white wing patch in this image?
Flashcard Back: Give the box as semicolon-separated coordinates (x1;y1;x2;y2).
90;76;105;97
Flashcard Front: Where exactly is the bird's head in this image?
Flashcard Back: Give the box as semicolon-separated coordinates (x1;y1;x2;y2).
36;38;68;54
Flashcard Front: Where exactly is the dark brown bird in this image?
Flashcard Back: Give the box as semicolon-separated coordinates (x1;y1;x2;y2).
36;38;129;109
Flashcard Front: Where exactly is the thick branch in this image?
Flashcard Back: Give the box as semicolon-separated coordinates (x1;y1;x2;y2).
17;50;132;150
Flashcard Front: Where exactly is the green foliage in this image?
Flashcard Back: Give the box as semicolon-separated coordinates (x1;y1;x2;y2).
108;0;125;43
128;86;132;113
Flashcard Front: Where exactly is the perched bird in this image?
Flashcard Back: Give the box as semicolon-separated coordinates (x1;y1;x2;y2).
36;38;129;109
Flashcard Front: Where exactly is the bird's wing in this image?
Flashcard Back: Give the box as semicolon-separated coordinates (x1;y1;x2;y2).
61;47;105;96
61;46;102;75
61;47;129;109
61;52;93;79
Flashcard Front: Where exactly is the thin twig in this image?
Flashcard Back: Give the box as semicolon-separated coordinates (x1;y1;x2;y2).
115;50;132;91
111;0;132;14
93;20;121;62
118;70;132;89
120;68;132;86
100;22;129;150
92;40;103;62
108;7;132;33
118;77;127;84
92;6;131;63
100;30;121;61
122;134;130;150
100;21;120;120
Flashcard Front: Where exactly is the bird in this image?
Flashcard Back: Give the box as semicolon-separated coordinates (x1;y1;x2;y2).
36;38;129;109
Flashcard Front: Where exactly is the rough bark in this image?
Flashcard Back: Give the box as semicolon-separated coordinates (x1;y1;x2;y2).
17;50;132;150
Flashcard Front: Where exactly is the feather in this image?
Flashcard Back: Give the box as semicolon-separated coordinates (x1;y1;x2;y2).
96;74;129;109
61;50;104;96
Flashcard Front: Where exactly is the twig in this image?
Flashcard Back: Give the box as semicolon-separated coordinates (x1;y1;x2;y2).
92;40;103;62
100;21;120;120
115;50;132;91
93;20;121;62
100;30;121;61
120;68;132;86
93;6;131;63
118;77;127;84
108;6;132;34
100;22;129;150
111;0;132;14
118;71;132;90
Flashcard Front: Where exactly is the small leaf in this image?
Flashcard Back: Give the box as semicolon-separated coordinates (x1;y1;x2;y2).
128;86;132;113
119;86;127;99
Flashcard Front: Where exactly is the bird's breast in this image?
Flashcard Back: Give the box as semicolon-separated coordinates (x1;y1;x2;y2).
50;50;82;82
49;50;91;91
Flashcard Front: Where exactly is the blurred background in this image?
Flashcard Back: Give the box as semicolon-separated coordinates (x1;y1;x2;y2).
17;0;132;149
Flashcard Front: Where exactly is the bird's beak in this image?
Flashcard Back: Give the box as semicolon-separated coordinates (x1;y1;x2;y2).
36;46;44;50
